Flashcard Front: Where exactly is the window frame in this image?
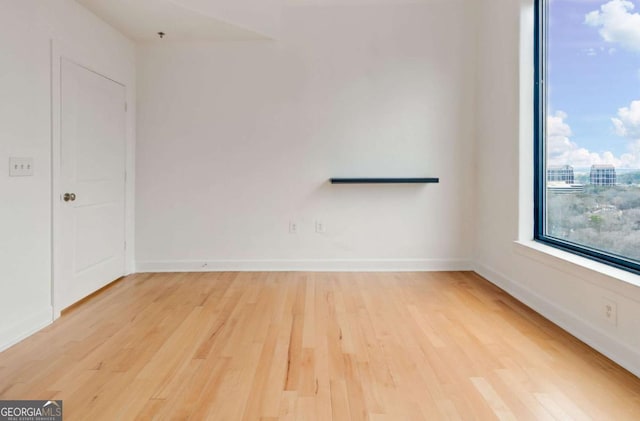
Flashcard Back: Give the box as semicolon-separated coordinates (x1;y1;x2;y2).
532;0;640;275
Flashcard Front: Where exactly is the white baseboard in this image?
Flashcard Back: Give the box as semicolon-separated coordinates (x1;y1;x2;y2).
474;262;640;378
0;307;53;353
136;258;473;273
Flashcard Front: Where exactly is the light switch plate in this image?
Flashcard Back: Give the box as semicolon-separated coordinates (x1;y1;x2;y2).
9;157;34;177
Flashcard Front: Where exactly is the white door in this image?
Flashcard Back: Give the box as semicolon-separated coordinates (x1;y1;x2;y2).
58;59;126;310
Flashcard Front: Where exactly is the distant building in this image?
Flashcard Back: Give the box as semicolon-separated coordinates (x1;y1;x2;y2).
547;181;584;194
590;164;616;186
547;165;574;184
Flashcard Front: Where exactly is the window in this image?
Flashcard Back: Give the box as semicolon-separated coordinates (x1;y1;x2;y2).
534;0;640;273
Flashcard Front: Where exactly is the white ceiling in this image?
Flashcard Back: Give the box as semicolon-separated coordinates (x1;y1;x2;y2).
76;0;448;43
75;0;270;42
284;0;448;5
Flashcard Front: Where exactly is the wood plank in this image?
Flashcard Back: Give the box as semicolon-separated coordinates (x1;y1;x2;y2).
0;271;638;420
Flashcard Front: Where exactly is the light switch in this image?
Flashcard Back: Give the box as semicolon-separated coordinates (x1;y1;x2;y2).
9;157;34;177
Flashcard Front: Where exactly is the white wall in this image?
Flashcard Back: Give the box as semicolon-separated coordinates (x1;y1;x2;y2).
475;0;640;377
136;0;476;271
0;0;135;350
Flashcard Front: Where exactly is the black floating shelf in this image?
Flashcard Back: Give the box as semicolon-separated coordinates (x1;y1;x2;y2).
330;177;439;184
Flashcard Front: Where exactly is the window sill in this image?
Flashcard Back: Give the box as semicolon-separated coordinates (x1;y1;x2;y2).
513;240;640;293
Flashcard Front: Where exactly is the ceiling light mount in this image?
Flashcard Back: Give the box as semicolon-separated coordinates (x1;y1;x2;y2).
157;32;166;39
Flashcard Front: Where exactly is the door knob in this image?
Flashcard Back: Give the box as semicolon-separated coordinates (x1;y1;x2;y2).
63;193;76;202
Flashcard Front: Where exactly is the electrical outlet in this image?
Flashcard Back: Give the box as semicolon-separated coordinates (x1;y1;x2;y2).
289;221;298;234
315;220;326;234
602;298;617;326
9;157;34;177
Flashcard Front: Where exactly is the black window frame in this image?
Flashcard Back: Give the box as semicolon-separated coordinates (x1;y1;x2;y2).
533;0;640;275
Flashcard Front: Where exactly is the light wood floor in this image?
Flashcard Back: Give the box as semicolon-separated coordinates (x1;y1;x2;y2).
1;272;639;420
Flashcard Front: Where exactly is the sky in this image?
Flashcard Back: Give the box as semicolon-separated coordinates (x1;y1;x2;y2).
547;0;640;169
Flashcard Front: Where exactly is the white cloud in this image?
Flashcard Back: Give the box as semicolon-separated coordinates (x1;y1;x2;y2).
547;110;638;167
583;46;618;56
585;47;598;56
585;0;640;52
610;100;640;167
623;139;640;166
612;100;640;137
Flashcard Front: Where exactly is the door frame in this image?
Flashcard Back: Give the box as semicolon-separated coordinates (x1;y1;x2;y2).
51;41;134;318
